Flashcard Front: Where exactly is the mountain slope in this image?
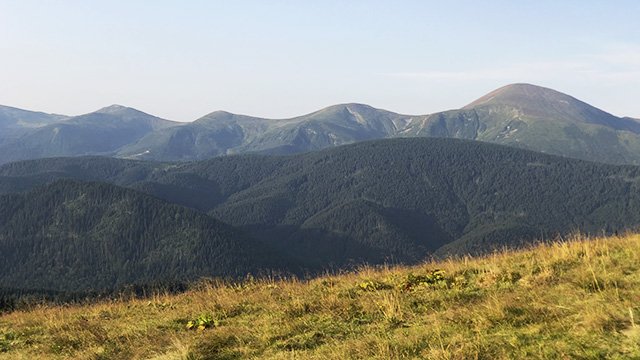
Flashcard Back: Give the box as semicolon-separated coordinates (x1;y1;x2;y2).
117;104;412;160
3;138;640;265
239;104;412;155
200;138;640;259
0;105;180;164
402;84;640;164
0;180;284;293
117;110;291;160
0;105;68;141
118;84;640;164
463;83;636;130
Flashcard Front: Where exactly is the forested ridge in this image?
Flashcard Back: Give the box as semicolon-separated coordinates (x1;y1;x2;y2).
2;138;640;279
0;180;288;297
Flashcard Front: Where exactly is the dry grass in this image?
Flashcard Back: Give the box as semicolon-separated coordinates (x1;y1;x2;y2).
2;233;640;359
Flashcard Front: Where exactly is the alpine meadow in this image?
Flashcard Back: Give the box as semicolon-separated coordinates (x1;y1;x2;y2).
2;1;640;359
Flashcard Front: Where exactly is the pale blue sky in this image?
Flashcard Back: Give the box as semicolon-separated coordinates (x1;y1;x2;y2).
1;1;639;120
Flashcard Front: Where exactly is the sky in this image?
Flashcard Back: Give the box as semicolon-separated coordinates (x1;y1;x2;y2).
1;0;639;121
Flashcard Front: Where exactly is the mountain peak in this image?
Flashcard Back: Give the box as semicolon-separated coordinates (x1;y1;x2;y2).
317;103;378;114
201;110;235;118
91;105;177;125
96;104;138;114
463;83;570;109
195;110;252;125
333;103;374;110
458;83;639;135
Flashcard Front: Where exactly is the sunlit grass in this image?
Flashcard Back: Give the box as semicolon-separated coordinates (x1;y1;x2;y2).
2;232;640;359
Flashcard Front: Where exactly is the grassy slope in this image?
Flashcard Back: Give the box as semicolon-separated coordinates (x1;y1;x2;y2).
2;233;640;359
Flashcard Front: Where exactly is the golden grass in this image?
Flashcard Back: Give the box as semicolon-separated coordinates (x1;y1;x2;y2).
2;233;640;359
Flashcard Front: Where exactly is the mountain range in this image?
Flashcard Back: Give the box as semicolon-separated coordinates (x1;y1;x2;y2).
2;83;640;165
3;83;640;295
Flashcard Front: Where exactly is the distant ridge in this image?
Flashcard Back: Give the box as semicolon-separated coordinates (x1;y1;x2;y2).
2;83;640;164
0;105;181;164
0;105;69;141
116;102;408;160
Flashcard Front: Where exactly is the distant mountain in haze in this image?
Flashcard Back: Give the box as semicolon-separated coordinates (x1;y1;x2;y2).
2;84;640;165
0;105;68;141
117;83;640;165
402;84;640;164
116;104;409;160
0;105;180;164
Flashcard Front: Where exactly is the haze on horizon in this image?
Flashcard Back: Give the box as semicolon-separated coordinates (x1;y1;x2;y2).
1;0;639;121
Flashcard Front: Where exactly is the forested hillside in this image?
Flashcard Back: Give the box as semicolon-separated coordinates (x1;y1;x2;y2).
2;138;640;269
0;180;286;294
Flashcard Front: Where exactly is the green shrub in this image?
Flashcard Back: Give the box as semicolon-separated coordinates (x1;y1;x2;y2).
399;270;447;291
357;279;393;292
186;313;219;331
